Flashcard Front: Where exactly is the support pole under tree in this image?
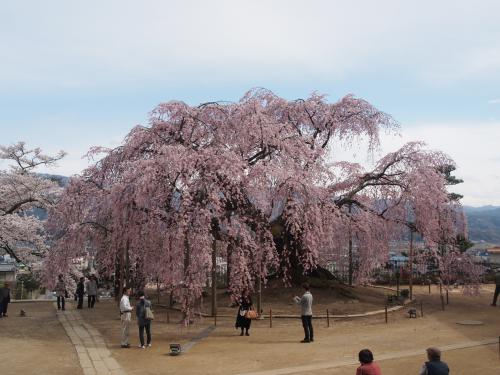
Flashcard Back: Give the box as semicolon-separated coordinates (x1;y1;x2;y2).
257;276;262;317
409;229;414;300
156;277;160;304
428;281;431;294
211;239;217;317
269;308;272;328
441;294;445;311
385;305;388;324
326;309;330;327
420;300;424;317
348;203;353;286
446;289;449;305
396;270;400;298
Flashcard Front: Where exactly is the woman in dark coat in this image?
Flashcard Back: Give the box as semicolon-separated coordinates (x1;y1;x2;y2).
235;289;252;336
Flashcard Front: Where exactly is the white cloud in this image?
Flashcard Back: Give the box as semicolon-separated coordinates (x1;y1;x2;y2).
380;123;500;207
330;122;500;206
2;0;500;92
488;99;500;104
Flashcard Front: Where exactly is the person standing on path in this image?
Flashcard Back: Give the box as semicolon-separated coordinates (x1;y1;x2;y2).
86;275;97;308
355;349;382;375
135;291;152;349
294;282;314;343
0;282;11;317
419;347;449;375
76;277;85;309
490;268;500;306
55;275;66;311
119;287;133;348
235;289;253;336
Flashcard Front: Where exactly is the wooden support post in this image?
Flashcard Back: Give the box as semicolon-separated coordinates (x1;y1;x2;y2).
211;239;217;317
428;282;431;294
156;278;160;304
420;301;424;318
385;305;388;324
326;309;330;328
409;229;414;300
440;295;445;311
269;308;272;328
446;289;449;305
214;311;217;326
257;276;262;317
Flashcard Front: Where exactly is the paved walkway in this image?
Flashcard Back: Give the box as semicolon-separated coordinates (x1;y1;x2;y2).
56;306;126;375
236;338;498;375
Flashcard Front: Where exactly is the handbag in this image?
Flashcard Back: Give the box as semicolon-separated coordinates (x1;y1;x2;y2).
145;304;155;320
245;309;259;320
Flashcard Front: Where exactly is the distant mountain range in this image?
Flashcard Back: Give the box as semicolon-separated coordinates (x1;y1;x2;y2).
464;206;500;244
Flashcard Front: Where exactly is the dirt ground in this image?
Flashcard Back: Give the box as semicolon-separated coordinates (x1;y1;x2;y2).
0;301;82;375
85;285;500;375
1;285;500;375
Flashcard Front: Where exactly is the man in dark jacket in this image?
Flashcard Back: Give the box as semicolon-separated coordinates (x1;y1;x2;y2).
1;283;11;317
491;269;500;306
419;347;449;375
135;291;152;348
76;277;85;309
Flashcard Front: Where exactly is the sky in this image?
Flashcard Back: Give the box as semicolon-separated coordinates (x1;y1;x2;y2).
1;0;499;206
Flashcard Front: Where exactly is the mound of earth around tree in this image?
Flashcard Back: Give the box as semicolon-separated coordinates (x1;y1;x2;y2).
150;283;394;317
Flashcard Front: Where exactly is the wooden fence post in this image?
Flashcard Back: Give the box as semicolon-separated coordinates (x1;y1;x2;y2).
326;309;330;328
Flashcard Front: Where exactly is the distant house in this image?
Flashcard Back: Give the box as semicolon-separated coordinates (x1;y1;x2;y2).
0;262;16;283
486;246;500;266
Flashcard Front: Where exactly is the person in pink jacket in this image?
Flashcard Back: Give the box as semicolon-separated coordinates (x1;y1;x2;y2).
356;349;382;375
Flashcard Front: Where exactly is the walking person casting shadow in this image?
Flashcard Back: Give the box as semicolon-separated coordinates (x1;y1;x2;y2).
136;291;153;349
235;289;253;336
55;274;66;311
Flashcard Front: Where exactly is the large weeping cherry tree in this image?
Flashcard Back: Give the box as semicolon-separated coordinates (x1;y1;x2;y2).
45;89;478;318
